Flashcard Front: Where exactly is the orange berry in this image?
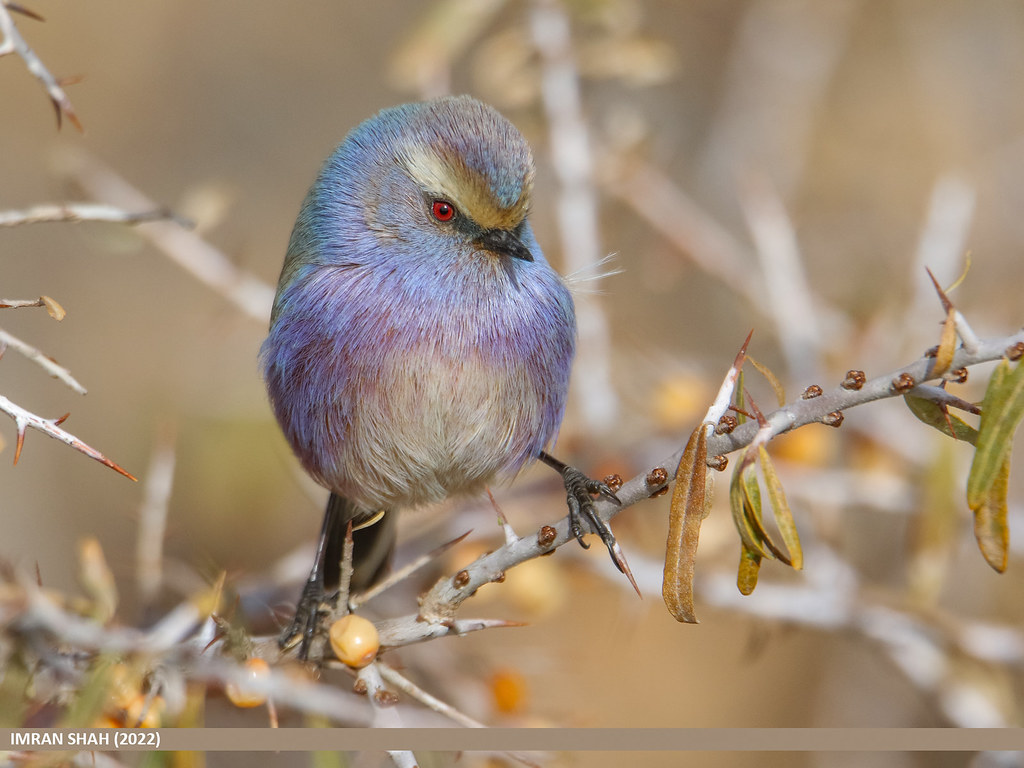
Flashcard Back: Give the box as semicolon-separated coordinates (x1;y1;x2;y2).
329;614;380;668
226;657;270;708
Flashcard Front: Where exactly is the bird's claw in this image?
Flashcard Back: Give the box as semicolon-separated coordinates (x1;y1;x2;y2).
559;465;640;597
279;578;338;660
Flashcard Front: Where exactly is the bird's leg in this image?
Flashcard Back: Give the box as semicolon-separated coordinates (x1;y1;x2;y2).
538;451;638;594
279;499;344;660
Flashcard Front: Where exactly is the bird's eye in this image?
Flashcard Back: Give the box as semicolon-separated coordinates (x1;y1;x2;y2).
431;200;456;222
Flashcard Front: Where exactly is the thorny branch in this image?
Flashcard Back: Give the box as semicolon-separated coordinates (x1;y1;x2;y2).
0;1;80;130
0;300;135;478
3;325;1022;728
0;326;85;394
0;391;135;478
365;328;1024;651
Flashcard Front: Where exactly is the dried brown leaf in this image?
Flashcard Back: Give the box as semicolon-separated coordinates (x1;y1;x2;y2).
663;423;708;623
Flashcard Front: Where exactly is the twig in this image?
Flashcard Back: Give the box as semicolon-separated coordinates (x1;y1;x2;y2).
0;1;80;130
350;531;471;609
0;327;86;394
136;428;177;609
908;176;976;352
0;202;176;227
598;150;763;309
738;173;822;382
57;148;275;324
369;328;1024;651
529;0;618;429
377;662;487;728
0;392;135;479
357;662;403;727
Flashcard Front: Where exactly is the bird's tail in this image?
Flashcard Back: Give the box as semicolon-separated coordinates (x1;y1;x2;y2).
321;492;397;594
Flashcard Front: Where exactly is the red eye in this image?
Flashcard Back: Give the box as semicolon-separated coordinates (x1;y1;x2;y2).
431;200;455;222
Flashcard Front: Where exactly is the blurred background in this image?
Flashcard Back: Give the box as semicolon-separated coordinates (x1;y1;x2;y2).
2;0;1024;766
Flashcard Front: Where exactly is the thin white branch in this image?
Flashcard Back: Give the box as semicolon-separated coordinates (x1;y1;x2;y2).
909;175;976;339
704;331;751;428
365;328;1024;652
0;202;173;227
529;0;618;429
0;327;86;394
738;172;822;381
0;2;80;130
58;149;275;324
0;393;134;479
357;662;404;728
136;429;177;608
378;663;487;728
598;150;764;309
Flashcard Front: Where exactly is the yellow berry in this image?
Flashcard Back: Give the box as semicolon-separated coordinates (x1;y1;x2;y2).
329;614;380;668
226;657;270;708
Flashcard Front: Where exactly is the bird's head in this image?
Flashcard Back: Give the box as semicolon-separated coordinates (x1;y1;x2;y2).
391;96;536;263
313;96;541;268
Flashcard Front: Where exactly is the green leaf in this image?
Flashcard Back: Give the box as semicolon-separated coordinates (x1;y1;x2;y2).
663;423;709;623
904;394;978;445
967;358;1024;509
742;456;792;565
734;371;747;424
759;445;803;570
737;543;762;596
973;453;1011;573
729;451;770;559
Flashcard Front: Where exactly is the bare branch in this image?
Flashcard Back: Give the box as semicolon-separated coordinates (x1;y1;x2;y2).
0;393;135;479
58;149;275;324
739;173;822;381
377;662;487;728
136;428;177;608
0;2;81;130
0;202;176;228
529;0;618;429
360;327;1024;653
0;327;87;394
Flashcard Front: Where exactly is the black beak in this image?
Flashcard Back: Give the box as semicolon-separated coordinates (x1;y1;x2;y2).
475;228;534;262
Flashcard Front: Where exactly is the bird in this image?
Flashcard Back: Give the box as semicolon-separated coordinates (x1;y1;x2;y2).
261;95;624;658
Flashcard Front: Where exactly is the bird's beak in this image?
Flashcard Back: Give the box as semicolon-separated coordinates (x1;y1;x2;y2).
475;227;534;262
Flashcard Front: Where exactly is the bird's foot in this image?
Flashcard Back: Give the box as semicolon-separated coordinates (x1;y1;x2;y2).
556;462;641;597
279;576;338;660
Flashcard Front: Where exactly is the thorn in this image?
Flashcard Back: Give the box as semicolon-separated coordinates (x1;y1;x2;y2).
6;3;45;22
433;529;473;556
13;422;25;464
744;388;769;427
926;267;953;313
736;329;754;368
65;105;83;133
53;412;70;426
610;539;642;599
103;459;137;482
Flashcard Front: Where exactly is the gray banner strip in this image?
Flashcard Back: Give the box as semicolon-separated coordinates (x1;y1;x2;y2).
4;729;1024;752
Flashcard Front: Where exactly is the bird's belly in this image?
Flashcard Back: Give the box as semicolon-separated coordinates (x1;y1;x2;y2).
326;350;549;512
